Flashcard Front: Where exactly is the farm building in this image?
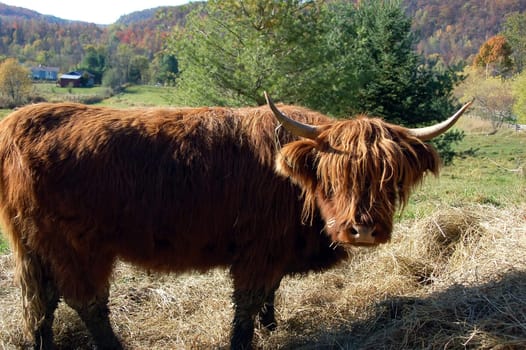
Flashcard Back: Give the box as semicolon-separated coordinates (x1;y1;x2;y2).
58;71;95;88
31;66;59;81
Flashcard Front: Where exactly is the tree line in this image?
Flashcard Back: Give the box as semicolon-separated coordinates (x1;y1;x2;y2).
1;0;472;163
2;0;526;130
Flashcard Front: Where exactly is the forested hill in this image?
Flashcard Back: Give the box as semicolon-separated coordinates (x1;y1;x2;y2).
0;2;198;71
0;0;524;70
110;4;196;54
406;0;526;64
0;3;68;24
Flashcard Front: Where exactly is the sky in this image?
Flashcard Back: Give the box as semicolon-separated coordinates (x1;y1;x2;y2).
2;0;191;25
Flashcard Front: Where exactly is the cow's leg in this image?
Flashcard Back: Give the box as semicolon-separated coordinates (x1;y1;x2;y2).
257;280;281;332
65;284;122;350
32;282;59;350
16;249;59;350
231;287;267;350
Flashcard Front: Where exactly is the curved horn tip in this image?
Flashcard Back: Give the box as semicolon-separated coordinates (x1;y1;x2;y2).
409;100;474;141
263;92;321;140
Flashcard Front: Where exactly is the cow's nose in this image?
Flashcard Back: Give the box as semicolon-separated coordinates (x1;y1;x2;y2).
351;224;376;244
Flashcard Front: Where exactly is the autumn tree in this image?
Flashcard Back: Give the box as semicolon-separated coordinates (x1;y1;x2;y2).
457;67;515;132
0;57;32;107
474;35;513;78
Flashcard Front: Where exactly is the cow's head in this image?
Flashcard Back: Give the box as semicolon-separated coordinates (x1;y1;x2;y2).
265;92;472;246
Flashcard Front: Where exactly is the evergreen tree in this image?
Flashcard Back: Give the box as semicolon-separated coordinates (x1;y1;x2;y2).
171;0;462;128
314;0;463;125
79;45;107;84
170;0;324;106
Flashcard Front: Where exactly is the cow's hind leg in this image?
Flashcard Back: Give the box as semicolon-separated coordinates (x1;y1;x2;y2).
65;284;122;350
16;250;59;350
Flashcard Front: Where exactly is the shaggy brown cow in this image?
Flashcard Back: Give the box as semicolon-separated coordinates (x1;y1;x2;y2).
0;94;471;349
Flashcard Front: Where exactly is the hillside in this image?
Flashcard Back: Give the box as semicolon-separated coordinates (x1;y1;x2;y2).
406;0;526;64
0;0;524;72
0;2;69;24
0;2;197;72
110;4;197;55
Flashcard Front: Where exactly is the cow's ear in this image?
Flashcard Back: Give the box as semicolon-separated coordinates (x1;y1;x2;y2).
275;139;318;189
403;141;441;177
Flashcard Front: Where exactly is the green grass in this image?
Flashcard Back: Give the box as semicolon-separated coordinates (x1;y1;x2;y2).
0;232;8;254
0;83;180;110
33;83;112;103
0;109;11;118
32;83;180;108
96;85;179;108
402;129;526;219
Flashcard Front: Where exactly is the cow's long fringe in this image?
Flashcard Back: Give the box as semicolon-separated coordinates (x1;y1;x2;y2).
275;116;441;227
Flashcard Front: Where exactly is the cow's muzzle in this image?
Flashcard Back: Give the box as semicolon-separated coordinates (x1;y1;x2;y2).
350;224;376;245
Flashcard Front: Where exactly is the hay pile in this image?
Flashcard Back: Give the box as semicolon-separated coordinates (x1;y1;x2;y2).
1;205;525;349
348;206;526;349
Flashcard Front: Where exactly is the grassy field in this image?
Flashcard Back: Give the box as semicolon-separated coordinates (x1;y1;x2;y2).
0;95;525;349
402;120;526;220
30;83;178;107
96;85;179;107
32;83;113;104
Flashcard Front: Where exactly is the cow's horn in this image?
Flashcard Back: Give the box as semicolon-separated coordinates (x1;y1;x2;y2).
264;92;321;140
408;100;474;141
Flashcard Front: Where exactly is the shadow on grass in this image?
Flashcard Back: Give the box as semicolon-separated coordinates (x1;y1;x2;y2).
281;269;526;350
8;270;525;349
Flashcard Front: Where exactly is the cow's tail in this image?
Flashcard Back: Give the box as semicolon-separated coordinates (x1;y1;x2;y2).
0;208;50;341
13;236;56;341
0;127;56;342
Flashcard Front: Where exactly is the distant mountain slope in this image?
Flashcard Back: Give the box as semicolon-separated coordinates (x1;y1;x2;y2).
403;0;526;64
115;3;199;27
0;0;524;70
110;3;198;53
116;7;164;25
0;2;71;24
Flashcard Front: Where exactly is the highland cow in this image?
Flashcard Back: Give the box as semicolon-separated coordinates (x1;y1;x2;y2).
0;93;471;349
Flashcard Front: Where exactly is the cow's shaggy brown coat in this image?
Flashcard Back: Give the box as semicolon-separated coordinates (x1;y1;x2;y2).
0;102;441;349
